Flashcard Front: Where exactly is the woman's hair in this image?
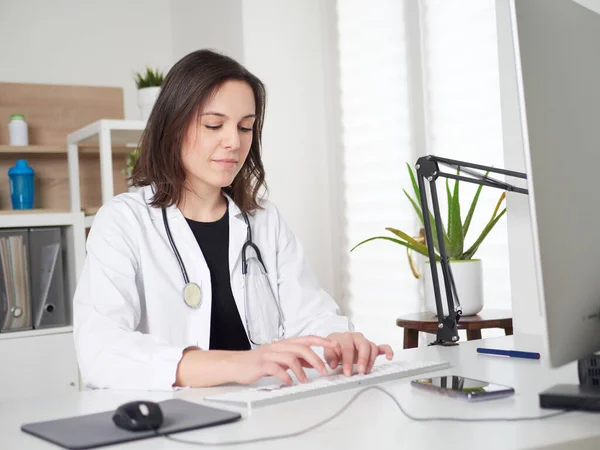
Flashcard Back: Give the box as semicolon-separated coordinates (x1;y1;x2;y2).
131;49;267;212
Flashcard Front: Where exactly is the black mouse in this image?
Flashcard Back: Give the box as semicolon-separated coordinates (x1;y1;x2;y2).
112;400;163;432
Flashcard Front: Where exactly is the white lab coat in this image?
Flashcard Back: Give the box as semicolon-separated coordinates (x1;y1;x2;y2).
73;186;352;391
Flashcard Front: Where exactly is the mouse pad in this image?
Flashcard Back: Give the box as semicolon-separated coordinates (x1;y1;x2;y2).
21;398;241;450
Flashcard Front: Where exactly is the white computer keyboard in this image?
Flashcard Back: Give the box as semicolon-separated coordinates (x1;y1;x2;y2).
204;359;451;408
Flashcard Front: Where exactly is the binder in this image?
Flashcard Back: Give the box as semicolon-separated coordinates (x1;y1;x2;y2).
28;228;67;329
0;229;32;332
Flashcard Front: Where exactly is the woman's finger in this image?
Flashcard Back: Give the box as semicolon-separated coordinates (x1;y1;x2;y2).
284;336;339;349
378;344;394;360
355;334;371;374
366;342;379;374
339;336;356;377
324;346;341;369
271;343;328;375
265;352;307;383
262;362;294;385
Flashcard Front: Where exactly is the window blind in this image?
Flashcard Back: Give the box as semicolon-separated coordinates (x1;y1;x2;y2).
336;0;509;345
420;0;511;313
336;0;418;345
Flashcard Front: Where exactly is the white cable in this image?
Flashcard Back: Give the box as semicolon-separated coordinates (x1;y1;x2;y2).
155;386;570;447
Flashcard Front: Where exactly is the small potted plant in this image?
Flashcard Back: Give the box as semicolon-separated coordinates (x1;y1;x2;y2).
134;67;164;121
351;163;506;316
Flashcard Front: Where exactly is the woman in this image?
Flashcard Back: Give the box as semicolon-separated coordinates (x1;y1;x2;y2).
73;49;393;391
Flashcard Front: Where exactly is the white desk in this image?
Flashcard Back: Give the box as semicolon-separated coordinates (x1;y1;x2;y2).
2;334;599;450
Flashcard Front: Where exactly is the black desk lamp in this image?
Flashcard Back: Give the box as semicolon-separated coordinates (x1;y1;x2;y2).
415;155;528;346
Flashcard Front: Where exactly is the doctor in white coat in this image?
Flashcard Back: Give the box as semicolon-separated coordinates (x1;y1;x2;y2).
73;49;393;391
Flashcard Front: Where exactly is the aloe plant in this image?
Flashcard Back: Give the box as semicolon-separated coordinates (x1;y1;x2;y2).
351;162;506;262
134;67;165;89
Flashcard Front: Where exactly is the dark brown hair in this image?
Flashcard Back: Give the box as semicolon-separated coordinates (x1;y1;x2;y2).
131;49;267;212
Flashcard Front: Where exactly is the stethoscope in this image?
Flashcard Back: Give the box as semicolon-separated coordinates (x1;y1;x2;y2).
161;207;285;344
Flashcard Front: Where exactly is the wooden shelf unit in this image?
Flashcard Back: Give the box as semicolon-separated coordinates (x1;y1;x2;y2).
0;81;133;402
0;82;131;214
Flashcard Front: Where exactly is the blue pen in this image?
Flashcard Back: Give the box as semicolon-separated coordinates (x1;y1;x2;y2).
477;347;541;360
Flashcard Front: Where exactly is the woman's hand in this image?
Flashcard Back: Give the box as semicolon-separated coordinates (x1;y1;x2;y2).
324;332;394;376
227;336;340;386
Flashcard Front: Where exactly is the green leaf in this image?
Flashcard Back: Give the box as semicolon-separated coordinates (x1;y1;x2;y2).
447;176;463;258
401;191;446;253
462;170;490;239
492;192;506;219
403;189;423;225
350;236;436;260
385;227;432;255
446;178;452;235
407;163;420;203
460;208;506;259
134;67;165;89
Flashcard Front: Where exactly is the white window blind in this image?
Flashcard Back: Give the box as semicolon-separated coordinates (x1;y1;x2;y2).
420;0;511;313
336;0;510;345
337;0;418;345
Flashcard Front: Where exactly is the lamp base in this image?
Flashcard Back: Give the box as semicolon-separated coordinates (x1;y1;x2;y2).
429;340;459;347
429;314;460;346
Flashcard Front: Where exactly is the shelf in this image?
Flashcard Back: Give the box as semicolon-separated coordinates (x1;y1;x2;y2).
0;208;68;215
0;145;132;155
67;119;146;147
0;326;73;340
0;145;65;154
0;210;83;227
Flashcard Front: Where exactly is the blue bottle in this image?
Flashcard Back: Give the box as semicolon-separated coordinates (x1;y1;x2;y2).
8;160;34;210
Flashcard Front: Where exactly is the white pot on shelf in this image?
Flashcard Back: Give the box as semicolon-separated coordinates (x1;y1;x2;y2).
423;259;484;317
137;86;161;121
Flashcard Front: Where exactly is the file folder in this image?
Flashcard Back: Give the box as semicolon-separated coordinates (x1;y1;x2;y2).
29;228;67;329
0;229;32;331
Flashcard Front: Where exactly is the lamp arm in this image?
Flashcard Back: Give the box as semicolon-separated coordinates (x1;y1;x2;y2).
415;155;528;346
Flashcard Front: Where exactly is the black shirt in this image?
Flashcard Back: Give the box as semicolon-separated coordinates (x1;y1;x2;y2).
185;208;251;351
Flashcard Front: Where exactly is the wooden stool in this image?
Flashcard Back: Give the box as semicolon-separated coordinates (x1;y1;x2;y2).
396;309;513;349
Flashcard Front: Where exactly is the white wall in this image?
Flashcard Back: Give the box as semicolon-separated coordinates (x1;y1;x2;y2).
0;0;173;120
0;0;343;305
170;0;244;63
241;0;342;303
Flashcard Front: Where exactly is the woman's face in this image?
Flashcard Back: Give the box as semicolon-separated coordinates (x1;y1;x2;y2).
181;80;256;192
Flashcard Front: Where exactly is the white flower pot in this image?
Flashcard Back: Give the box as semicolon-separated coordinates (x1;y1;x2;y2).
423;259;484;316
137;86;161;121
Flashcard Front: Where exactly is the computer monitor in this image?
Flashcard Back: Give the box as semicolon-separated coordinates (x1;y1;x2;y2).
503;0;600;370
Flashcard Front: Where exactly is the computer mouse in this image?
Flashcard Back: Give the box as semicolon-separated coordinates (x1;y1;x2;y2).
112;400;163;432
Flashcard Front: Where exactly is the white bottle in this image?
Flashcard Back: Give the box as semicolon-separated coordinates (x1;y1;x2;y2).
8;114;29;146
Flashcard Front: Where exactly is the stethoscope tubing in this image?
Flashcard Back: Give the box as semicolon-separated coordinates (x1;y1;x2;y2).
162;208;190;284
162;206;285;343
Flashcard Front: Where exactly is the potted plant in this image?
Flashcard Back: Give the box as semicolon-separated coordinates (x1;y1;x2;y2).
351;163;506;316
134;67;164;121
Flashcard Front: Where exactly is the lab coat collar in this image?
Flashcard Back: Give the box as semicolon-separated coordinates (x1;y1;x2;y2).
140;184;248;277
141;185;245;220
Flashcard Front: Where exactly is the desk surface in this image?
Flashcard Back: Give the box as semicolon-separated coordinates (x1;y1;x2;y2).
2;334;599;450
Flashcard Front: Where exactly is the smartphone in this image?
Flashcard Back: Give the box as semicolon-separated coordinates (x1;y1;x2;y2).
411;375;515;401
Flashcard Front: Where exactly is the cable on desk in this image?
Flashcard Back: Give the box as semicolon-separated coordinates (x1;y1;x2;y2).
154;386;571;447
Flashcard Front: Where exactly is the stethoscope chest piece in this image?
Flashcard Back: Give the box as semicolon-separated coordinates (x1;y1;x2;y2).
183;282;202;308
